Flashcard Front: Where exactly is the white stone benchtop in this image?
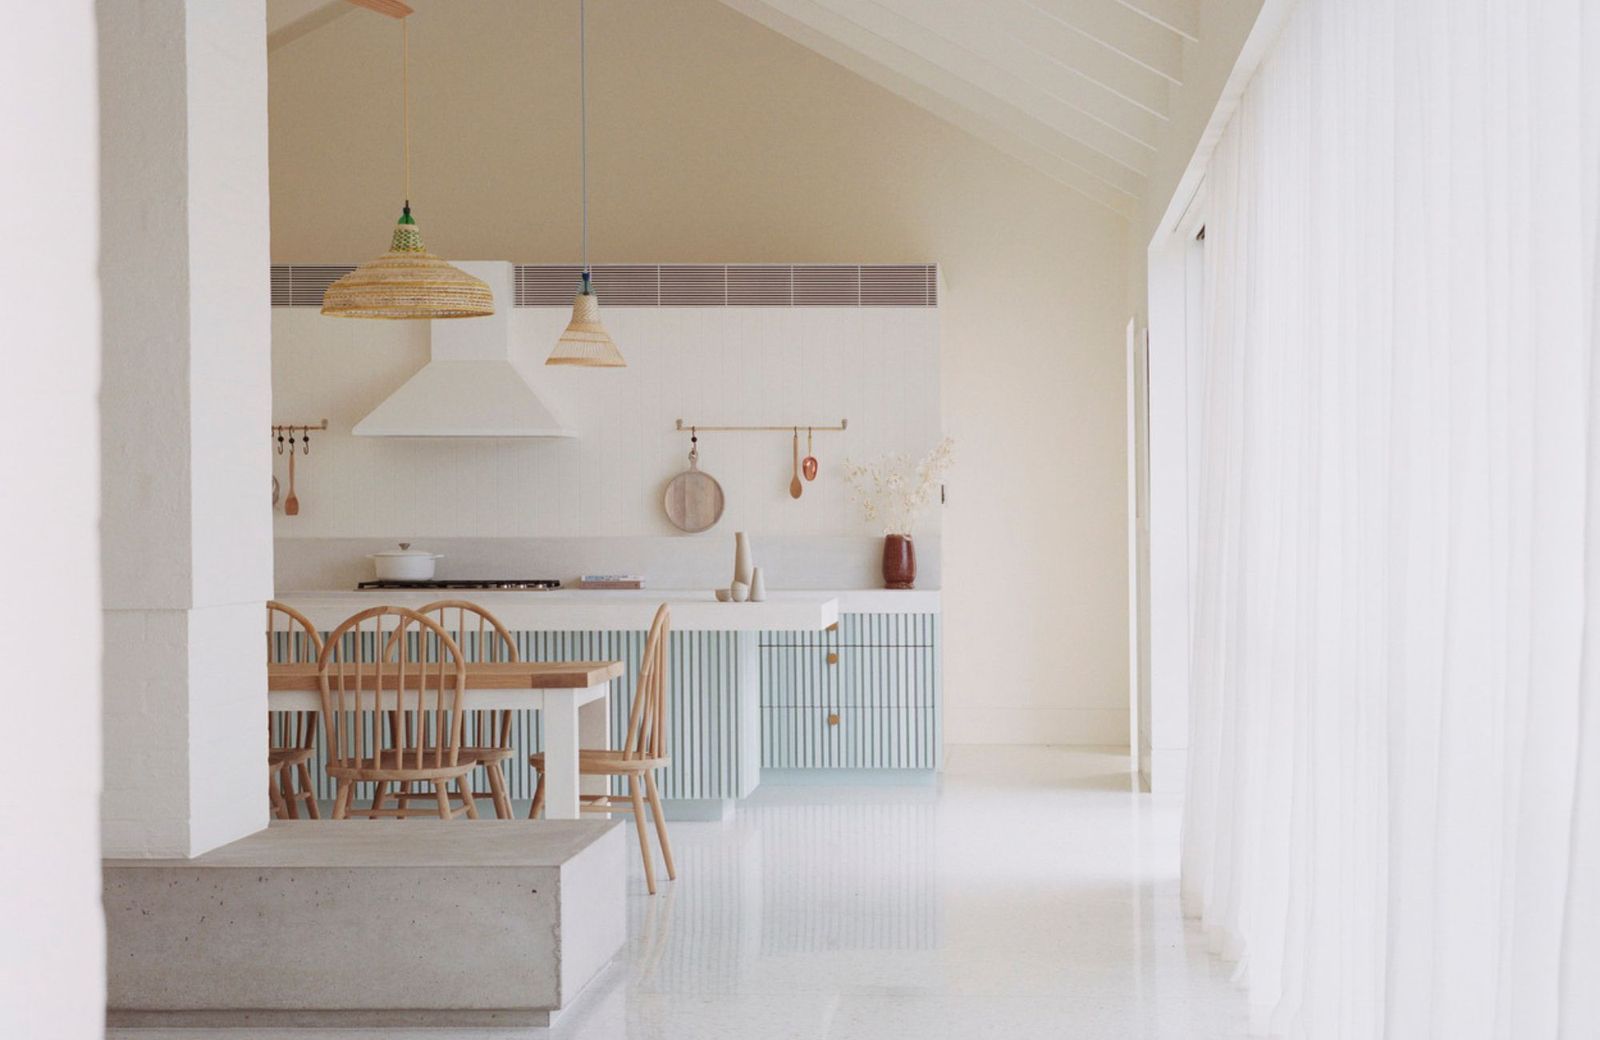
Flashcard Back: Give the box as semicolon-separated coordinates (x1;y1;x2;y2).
110;819;616;868
275;588;940;632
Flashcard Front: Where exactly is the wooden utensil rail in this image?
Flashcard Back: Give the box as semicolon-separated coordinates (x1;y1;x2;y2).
674;419;848;433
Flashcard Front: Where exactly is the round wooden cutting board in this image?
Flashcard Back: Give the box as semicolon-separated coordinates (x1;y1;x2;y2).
664;445;725;533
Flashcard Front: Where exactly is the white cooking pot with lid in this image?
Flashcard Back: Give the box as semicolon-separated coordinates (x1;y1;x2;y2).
368;543;443;581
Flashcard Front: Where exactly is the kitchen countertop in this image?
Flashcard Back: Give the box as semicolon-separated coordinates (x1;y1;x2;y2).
273;588;939;632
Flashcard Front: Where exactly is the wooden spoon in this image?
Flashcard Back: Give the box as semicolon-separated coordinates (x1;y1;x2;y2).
802;427;818;481
789;428;803;499
284;443;300;516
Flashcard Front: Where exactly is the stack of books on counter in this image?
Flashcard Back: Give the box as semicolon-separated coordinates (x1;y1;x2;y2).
575;575;645;590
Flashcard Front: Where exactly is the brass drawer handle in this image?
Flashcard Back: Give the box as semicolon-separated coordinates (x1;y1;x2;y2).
826;652;839;665
826;622;839;632
827;713;840;726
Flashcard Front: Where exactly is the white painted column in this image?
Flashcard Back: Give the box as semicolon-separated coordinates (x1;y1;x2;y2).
98;0;274;857
0;3;105;1035
1142;237;1194;794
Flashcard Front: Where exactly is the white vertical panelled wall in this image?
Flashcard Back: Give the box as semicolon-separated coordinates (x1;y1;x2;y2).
1178;1;1600;1037
99;0;274;858
0;1;104;1035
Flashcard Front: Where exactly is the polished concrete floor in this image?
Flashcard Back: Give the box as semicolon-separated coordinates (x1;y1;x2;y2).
111;747;1250;1039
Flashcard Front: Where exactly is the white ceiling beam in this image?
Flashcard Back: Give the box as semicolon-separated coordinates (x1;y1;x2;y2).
869;0;1166;146
1021;0;1186;83
992;2;1171;118
804;0;1156;168
721;0;1139;217
1112;0;1200;42
739;0;1148;187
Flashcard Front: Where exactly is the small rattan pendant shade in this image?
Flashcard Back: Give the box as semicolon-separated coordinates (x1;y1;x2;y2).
548;280;624;367
321;211;493;320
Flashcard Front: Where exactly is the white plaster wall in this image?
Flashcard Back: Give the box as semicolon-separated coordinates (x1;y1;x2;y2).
271;305;941;541
0;0;105;1034
100;0;274;858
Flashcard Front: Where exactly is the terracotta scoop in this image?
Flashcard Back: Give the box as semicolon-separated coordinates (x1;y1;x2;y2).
802;427;818;481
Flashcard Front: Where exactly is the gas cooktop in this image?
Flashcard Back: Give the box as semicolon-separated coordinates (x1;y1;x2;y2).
356;579;563;591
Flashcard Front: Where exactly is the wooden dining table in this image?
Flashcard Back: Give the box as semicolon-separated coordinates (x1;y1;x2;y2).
267;660;625;820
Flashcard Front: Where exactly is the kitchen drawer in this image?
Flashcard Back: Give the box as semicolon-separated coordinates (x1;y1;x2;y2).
761;707;938;770
836;644;937;709
760;644;838;708
762;707;838;769
832;708;938;769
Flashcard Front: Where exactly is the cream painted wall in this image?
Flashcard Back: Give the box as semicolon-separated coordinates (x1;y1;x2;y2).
269;0;1131;745
1;2;104;1034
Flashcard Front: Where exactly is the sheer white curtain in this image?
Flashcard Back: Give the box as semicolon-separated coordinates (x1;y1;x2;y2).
1180;0;1600;1037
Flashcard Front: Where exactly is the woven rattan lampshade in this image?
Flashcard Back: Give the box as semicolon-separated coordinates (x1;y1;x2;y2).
546;0;625;367
548;273;625;366
321;208;493;319
320;14;490;321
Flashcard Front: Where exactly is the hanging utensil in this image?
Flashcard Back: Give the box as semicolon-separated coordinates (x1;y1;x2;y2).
663;429;725;532
284;433;300;516
789;428;803;499
802;426;818;482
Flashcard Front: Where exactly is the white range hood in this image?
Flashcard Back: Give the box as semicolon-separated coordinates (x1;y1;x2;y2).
353;261;575;438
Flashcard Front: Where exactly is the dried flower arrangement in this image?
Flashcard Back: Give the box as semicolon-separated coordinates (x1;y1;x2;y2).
843;437;955;536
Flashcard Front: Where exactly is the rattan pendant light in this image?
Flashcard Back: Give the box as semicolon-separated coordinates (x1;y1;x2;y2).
547;0;624;366
321;14;492;320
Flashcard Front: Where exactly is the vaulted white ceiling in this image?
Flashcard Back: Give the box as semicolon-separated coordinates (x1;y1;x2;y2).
269;0;1192;218
718;0;1195;216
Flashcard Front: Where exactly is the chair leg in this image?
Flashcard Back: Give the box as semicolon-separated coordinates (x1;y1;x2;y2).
333;779;353;820
457;775;480;819
368;780;390;820
529;769;546;820
279;764;299;819
643;772;676;881
628;774;656;895
297;761;321;819
434;780;453;820
270;769;288;819
485;761;511;819
393;780;413;820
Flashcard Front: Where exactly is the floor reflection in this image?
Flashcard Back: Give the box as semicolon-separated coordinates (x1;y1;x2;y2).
109;748;1250;1040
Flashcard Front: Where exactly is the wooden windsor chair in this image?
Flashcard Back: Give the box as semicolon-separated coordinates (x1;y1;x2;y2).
318;606;476;821
382;600;520;819
530;603;677;894
267;601;324;819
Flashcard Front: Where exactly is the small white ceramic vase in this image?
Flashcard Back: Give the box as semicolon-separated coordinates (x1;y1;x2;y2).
730;581;750;603
749;567;767;602
733;532;753;588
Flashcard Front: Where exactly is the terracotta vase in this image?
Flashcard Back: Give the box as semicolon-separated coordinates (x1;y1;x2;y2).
882;534;916;589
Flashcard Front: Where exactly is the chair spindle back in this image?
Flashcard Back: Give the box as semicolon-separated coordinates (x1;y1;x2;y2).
267;601;324;752
622;604;671;760
318;606;467;773
415;600;518;751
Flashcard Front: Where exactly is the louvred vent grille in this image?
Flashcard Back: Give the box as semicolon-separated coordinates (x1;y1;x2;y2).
516;264;582;306
270;265;357;307
727;265;792;305
793;265;860;306
660;265;727;305
588;265;658;305
274;264;938;307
